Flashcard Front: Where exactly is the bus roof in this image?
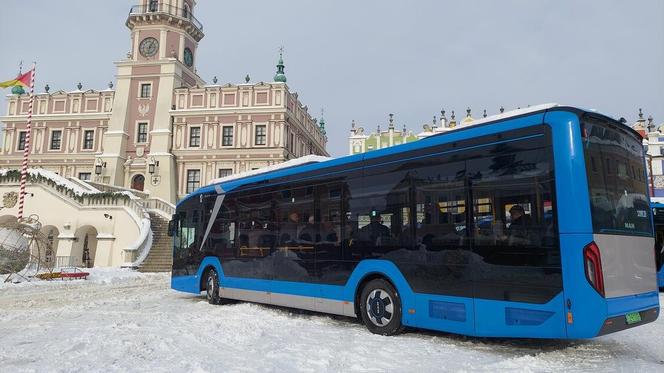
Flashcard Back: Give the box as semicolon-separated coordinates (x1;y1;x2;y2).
179;104;630;205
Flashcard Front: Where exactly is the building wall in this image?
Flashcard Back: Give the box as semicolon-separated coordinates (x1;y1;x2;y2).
0;183;140;267
1;90;113;178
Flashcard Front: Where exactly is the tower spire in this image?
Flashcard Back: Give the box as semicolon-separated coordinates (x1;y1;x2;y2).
319;108;326;135
274;47;287;83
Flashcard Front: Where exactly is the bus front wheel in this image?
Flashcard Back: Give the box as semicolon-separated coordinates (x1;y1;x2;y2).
205;268;223;305
359;279;404;336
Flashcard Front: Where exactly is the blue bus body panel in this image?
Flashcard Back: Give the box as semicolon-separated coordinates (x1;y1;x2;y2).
545;111;601;338
474;294;566;338
658;266;664;288
171;275;198;294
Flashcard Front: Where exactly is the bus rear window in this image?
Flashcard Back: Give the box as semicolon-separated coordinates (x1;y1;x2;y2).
582;118;652;236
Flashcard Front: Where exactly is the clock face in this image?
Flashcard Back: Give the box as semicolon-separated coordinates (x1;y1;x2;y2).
183;47;193;67
139;37;159;58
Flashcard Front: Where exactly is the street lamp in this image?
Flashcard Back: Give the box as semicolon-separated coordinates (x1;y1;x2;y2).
94;159;106;175
148;157;159;174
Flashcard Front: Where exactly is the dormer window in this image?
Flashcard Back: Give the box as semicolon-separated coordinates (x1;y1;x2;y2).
149;0;158;12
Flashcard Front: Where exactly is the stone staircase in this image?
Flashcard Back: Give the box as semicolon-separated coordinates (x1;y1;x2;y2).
139;212;173;273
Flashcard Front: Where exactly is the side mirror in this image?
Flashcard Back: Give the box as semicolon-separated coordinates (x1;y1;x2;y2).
168;214;178;237
167;220;176;237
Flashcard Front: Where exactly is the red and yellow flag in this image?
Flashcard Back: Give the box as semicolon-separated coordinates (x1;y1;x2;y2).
0;70;33;89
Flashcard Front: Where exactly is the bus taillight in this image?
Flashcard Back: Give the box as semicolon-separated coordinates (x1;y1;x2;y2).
583;241;605;297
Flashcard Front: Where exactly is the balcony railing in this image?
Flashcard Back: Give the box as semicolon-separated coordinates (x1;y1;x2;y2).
129;2;203;31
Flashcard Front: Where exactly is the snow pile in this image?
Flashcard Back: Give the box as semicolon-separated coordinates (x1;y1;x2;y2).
0;269;662;372
0;267;154;290
207;155;333;186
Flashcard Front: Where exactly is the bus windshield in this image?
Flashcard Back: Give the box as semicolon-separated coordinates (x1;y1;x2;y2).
582;117;652;236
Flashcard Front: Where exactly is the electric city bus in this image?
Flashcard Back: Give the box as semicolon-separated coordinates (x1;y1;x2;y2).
170;104;660;338
651;202;664;289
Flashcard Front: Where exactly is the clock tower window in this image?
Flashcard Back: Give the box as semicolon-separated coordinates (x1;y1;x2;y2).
140;83;152;98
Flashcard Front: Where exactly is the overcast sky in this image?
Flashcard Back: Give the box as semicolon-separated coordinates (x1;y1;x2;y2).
1;0;662;156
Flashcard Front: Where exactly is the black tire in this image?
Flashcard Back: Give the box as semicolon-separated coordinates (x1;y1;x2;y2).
205;268;223;305
359;279;404;336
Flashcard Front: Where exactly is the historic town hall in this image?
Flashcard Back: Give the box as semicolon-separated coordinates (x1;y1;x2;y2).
1;0;329;204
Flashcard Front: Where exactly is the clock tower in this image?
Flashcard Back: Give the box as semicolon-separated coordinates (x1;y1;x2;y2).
98;0;204;202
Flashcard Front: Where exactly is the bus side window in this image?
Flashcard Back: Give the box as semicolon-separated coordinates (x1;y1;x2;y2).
208;202;236;258
466;132;562;304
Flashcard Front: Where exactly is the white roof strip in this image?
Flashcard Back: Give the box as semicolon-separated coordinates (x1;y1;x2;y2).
207;154;333;186
460;103;559;127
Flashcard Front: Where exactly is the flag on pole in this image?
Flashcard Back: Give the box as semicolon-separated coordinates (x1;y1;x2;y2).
0;70;33;88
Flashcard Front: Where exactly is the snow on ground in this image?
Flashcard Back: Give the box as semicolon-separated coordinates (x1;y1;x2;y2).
0;270;663;373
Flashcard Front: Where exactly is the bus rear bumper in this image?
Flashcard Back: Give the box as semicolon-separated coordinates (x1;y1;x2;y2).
597;291;660;336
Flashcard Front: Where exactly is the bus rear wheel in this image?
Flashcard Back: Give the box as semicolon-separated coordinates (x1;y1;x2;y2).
205;268;223;305
359;279;404;336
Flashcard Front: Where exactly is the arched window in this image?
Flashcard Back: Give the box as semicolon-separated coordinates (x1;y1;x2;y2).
131;174;145;191
183;4;190;18
149;0;158;12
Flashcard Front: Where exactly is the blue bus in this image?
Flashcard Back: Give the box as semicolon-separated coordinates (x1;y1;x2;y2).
170;105;660;338
651;203;664;289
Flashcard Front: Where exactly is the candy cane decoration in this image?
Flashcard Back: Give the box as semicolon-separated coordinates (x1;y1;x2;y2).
17;62;36;221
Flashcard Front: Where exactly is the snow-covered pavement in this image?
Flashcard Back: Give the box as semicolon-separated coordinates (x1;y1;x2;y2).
1;269;663;373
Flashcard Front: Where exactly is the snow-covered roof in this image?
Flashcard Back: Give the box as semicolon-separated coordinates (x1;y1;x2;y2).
207;155;333;186
0;168;129;197
0;168;94;196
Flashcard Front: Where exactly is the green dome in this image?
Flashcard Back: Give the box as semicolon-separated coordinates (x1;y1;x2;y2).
11;85;25;95
274;52;287;82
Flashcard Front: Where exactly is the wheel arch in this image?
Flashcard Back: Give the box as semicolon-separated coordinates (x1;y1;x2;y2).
196;256;224;293
344;260;416;325
353;272;400;317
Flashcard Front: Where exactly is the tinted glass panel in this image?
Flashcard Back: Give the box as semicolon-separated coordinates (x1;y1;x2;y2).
274;185;316;282
467;129;561;303
583;117;652;236
229;191;276;279
315;180;347;284
172;197;203;276
408;158;472;297
348;164;411;262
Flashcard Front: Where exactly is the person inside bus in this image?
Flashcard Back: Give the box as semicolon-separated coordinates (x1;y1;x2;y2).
280;210;300;245
320;219;339;243
357;212;391;246
506;204;536;246
299;215;320;243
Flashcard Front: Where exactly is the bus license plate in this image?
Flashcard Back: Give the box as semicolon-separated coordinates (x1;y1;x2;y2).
625;312;642;325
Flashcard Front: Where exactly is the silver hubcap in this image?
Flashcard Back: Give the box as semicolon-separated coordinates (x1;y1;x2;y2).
206;273;215;300
366;289;394;326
